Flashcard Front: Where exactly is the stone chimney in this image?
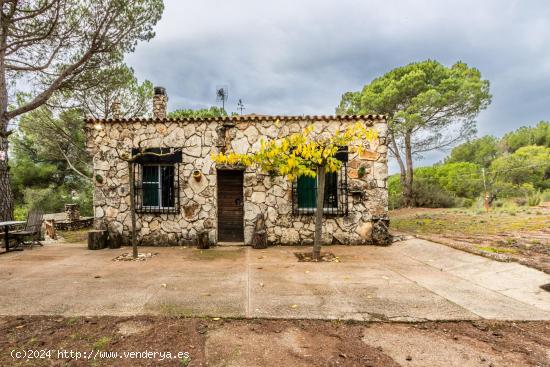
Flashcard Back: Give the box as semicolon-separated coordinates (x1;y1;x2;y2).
153;86;167;119
64;203;80;222
111;98;121;119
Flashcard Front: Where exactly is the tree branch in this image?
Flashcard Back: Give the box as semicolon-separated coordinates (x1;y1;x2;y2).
57;143;91;181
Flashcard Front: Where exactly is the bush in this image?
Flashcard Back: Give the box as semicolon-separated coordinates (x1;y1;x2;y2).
388;174;457;208
13;206;28;221
527;191;543;206
414;162;484;198
455;197;474;208
15;180;93;217
410;179;456;208
388;175;403;209
490;145;550;190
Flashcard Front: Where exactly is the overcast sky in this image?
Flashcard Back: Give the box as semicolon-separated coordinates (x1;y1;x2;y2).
126;0;550;170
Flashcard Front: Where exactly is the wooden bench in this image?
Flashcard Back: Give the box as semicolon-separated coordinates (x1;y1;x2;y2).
10;209;44;249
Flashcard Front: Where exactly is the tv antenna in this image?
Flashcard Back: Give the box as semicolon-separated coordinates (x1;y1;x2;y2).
237;99;245;115
216;86;228;110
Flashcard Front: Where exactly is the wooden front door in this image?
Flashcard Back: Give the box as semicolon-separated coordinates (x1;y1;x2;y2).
217;170;244;242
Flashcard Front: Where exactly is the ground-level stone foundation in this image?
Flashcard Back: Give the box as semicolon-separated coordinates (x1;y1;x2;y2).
85;114;390;247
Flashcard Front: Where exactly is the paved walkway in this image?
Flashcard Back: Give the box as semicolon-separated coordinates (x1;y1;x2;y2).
1;239;549;320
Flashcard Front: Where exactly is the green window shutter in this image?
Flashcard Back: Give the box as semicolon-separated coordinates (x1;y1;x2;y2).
324;172;338;208
142;166;160;207
297;176;316;208
297;173;338;210
160;165;175;207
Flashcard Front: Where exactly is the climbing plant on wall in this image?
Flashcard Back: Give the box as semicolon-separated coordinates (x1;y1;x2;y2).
212;122;378;260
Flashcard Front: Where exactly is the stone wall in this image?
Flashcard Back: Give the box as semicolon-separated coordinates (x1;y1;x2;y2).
85;116;389;246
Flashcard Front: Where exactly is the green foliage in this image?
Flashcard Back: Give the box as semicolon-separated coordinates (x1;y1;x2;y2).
338;60;491;206
71;64;154;119
5;0;164;118
9;106;93;216
390;122;550;208
414;162;484;198
490;145;550;191
9;157;59;203
92;336;111;351
357;165;366;178
502;121;550;152
337;60;491;151
168;107;228;119
13;206;28;221
388;173;457;208
23;187;67;214
446;135;500;167
443;121;550;170
527;191;543;207
387;175;403;209
11;107;89;174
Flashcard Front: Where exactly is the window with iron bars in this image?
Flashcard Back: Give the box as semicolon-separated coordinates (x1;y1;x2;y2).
131;148;181;214
291;149;349;216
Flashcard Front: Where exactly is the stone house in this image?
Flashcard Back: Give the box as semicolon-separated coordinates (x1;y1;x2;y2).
85;87;390;246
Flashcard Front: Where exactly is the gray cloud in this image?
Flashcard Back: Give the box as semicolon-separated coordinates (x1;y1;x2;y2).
125;0;550;172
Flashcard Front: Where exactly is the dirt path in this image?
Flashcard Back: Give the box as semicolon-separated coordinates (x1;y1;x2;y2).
390;206;550;274
1;316;548;366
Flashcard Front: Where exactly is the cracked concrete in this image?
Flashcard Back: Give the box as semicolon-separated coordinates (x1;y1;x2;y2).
0;239;549;320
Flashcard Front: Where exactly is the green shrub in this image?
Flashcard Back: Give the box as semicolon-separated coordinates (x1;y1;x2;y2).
527;191;542;206
410;179;456;208
13;206;28;221
414;162;484;198
388;174;457;208
542;189;550;202
388;174;403;209
455;197;474;208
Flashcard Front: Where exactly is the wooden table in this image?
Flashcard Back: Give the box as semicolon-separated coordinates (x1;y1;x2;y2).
0;221;26;253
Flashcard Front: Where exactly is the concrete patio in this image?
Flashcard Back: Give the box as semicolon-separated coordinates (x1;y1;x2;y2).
1;239;549;321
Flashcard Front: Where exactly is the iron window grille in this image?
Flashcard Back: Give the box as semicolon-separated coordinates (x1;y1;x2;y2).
131;148;181;214
291;148;349;216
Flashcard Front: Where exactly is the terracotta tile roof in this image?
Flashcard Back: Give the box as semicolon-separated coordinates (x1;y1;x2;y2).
85;114;386;124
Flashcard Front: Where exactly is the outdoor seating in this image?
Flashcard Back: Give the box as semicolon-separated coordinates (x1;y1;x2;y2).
9;209;44;249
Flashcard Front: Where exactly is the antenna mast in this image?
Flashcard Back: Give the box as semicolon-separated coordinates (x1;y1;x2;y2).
237;99;245;115
216;86;228;111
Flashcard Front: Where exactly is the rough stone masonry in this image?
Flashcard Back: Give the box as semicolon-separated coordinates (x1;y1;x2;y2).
85;88;390;247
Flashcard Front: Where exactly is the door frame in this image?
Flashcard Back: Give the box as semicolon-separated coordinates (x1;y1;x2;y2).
216;168;245;242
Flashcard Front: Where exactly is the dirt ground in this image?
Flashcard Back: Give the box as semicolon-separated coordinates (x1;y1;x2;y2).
390;204;550;274
1;316;549;367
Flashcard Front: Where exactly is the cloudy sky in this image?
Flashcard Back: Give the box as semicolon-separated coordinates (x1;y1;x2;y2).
126;0;550;170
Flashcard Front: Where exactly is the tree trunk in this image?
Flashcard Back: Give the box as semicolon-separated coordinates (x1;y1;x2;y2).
388;129;410;208
402;131;414;207
88;230;107;250
0;44;13;221
312;166;326;260
128;161;138;258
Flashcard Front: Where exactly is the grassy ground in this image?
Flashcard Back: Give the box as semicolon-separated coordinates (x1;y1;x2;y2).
57;229;89;243
390;203;550;273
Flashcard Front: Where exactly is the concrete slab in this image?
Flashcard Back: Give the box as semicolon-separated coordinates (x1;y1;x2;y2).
0;239;549;320
395;239;550;315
